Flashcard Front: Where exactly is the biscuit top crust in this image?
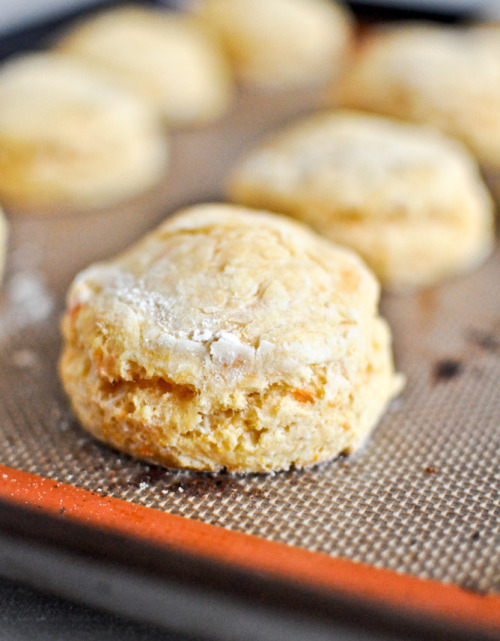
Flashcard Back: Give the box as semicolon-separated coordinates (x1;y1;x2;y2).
229;110;491;223
65;204;380;395
339;24;500;168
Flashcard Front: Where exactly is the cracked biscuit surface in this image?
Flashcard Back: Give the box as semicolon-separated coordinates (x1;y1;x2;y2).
60;204;402;473
57;6;233;125
229;111;494;290
0;52;168;212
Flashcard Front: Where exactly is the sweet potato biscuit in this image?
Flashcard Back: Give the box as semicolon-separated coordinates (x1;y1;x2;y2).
229;111;494;290
196;0;352;88
0;52;168;212
57;6;233;125
60;204;402;473
337;23;500;173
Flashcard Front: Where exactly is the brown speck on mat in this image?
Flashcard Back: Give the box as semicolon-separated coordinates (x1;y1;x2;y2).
433;359;463;382
423;466;439;475
466;328;500;353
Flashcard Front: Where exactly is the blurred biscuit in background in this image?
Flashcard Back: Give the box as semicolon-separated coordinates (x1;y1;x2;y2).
229;110;495;290
0;52;168;213
196;0;353;88
57;6;234;126
336;23;500;179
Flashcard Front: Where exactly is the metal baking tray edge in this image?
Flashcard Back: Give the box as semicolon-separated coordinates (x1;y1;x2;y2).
1;464;499;641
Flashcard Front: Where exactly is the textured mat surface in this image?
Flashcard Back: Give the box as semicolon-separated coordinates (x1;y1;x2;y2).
0;86;499;597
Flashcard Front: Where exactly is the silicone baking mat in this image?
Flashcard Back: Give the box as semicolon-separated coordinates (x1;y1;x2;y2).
0;27;499;639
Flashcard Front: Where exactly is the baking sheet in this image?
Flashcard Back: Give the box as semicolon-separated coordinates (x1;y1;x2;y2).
0;75;499;601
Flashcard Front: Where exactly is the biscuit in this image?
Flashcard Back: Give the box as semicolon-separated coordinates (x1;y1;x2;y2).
336;23;500;173
60;204;402;473
0;52;168;213
228;111;495;290
57;6;233;125
196;0;352;88
0;208;6;281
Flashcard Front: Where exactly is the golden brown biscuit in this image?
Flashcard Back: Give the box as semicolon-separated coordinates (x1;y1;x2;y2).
229;111;495;290
60;204;402;473
196;0;352;88
57;6;233;125
0;52;168;213
337;22;500;173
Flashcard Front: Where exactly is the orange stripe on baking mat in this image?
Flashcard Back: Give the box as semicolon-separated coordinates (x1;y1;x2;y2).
0;463;499;636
